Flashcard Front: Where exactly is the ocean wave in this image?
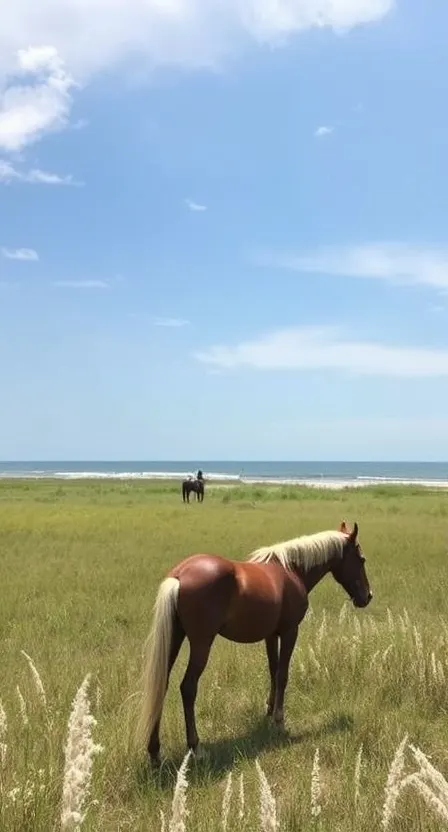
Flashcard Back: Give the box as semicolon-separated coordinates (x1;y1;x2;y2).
50;470;243;482
356;475;448;485
0;469;448;489
239;476;448;489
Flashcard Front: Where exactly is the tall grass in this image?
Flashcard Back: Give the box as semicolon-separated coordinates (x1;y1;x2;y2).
1;479;448;829
2;603;448;828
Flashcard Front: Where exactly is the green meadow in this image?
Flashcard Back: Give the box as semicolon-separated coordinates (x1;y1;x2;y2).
1;478;448;830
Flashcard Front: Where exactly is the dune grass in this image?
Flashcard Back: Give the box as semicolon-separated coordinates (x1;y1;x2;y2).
1;478;448;830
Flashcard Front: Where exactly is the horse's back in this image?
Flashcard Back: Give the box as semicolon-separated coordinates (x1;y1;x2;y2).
169;554;238;638
170;552;234;581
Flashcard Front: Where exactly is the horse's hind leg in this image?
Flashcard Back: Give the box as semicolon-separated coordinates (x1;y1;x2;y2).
265;635;279;716
180;637;214;755
148;617;185;765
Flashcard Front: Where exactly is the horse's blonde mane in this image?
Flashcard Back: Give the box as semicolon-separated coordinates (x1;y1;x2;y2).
247;530;346;572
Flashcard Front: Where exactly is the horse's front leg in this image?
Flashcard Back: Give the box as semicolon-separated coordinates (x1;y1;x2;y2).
273;626;298;730
265;635;279;716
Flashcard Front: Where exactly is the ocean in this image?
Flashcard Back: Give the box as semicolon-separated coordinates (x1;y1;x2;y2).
1;461;448;489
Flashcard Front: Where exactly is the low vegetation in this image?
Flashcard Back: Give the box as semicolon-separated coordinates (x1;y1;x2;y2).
1;478;448;830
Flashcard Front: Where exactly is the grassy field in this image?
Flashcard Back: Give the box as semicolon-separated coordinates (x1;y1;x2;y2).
1;478;448;831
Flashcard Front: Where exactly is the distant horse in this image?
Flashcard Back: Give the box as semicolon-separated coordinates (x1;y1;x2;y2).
136;521;372;765
182;478;204;503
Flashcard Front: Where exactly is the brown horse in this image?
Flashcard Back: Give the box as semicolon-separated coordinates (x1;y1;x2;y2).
136;521;372;765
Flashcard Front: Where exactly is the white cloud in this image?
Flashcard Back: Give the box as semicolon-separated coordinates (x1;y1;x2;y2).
0;1;394;83
185;198;207;212
26;168;79;185
0;46;76;152
314;125;334;137
194;325;448;377
53;280;109;289
152;317;190;327
0;159;80;185
252;243;448;290
1;247;39;261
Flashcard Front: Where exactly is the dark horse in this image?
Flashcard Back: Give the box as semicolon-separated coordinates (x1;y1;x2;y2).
136;521;372;765
182;478;204;503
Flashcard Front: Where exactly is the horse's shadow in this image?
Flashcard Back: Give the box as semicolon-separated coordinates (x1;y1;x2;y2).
139;710;354;790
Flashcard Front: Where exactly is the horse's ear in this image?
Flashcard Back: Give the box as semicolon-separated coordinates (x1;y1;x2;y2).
350;522;359;542
339;521;348;533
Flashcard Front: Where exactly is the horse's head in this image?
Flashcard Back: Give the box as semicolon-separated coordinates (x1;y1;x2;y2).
331;521;372;608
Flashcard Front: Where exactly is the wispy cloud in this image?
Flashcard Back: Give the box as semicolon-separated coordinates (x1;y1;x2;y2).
185;198;207;212
152;317;190;328
314;125;334;138
53;280;109;289
0;159;80;186
0;1;393;82
26;168;80;185
252;243;448;291
195;325;448;378
0;46;77;153
71;117;89;131
1;247;38;261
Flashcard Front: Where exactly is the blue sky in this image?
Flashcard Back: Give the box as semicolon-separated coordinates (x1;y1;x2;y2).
1;0;448;461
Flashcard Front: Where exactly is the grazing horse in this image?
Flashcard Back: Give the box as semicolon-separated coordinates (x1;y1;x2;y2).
182;478;204;503
136;521;372;765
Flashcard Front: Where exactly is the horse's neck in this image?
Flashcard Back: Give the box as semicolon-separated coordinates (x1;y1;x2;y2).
297;559;334;593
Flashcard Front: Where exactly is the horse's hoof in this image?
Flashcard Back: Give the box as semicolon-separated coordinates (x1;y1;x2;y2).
273;715;287;733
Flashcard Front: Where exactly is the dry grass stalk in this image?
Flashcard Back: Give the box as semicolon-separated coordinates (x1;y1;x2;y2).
412;626;425;684
255;759;278;832
400;772;448;826
409;745;448;802
354;743;363;810
369;649;380;672
21;651;47;710
381;645;393;666
60;674;103;831
316;610;327;654
338;603;348;625
353;616;362;638
221;772;233;831
398;615;407;636
310;747;322;819
95;683;102;714
238;773;245;821
0;699;7;768
168;751;191;832
16;685;29;727
386;608;394;631
413;778;448;824
160;809;166;832
381;734;409;830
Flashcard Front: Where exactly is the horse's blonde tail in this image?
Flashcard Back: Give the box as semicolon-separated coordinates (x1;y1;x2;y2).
135;576;180;751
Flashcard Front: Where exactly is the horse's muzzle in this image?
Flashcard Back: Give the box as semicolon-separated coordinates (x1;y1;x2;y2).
353;590;373;608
